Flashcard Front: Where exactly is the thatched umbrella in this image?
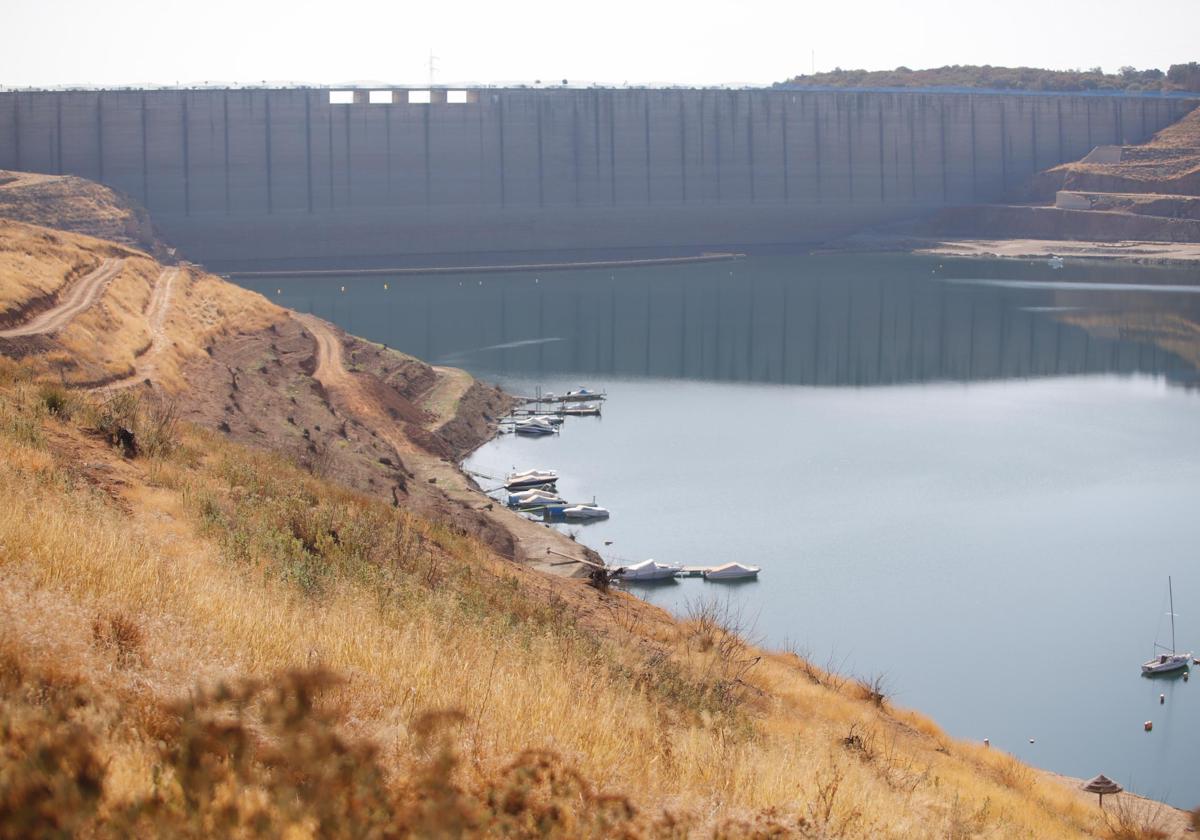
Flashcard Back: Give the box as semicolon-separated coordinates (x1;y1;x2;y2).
1081;774;1123;808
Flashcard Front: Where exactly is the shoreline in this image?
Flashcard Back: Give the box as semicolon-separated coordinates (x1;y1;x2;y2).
818;234;1200;266
225;251;746;279
1042;770;1193;838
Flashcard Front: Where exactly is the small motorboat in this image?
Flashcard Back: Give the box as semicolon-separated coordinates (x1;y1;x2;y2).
505;469;558;490
513;418;557;436
618;559;682;581
562;504;610;520
1048;255;1065;269
560;403;601;417
703;562;761;581
558;387;606;403
507;489;568;508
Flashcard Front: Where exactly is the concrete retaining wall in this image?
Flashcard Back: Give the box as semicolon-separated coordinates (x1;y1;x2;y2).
1;88;1194;264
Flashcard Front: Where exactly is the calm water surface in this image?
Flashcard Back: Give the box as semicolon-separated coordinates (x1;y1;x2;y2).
241;255;1200;807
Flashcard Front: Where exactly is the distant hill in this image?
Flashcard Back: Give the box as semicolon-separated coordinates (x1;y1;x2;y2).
778;63;1200;93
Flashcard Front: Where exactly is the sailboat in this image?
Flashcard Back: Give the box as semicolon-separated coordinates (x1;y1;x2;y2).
1141;576;1192;675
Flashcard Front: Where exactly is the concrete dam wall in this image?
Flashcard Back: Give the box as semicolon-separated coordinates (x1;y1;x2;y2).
0;88;1195;265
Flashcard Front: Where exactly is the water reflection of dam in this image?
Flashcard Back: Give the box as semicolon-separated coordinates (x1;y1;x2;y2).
259;256;1198;387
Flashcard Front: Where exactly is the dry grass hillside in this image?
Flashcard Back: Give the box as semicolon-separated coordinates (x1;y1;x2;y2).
0;186;1192;835
0;219;273;388
0;169;170;259
1;362;1181;839
0;219;516;557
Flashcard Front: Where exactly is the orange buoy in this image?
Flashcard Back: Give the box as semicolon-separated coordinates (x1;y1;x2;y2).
1144;721;1153;732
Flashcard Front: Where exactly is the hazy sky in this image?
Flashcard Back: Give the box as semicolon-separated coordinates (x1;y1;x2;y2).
2;0;1197;89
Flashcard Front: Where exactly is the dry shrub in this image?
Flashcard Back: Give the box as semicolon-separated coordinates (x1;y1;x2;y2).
0;662;105;839
854;672;891;710
0;357;32;387
90;612;144;668
85;390;178;458
295;438;335;478
35;382;73;419
89;390;140;455
1101;794;1171;840
136;392;179;457
0;666;663;838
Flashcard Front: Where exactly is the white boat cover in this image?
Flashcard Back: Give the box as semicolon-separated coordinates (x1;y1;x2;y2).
506;470;558;486
509;490;567;506
704;562;761;580
508;468;557;480
515;422;555;435
620;559;681;580
562;504;610;519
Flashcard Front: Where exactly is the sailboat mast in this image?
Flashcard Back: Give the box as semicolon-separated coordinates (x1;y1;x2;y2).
1169;576;1176;654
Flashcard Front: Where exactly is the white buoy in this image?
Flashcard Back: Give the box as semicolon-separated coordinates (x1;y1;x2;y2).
1144;721;1153;732
983;738;990;748
1028;738;1035;744
1160;693;1165;705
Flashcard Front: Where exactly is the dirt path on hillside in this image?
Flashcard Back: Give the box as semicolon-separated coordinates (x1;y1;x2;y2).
97;267;181;392
295;313;419;458
145;267;179;337
295;312;594;574
423;366;474;430
0;258;123;338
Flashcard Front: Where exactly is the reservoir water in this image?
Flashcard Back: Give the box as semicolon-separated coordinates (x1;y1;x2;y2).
241;254;1200;808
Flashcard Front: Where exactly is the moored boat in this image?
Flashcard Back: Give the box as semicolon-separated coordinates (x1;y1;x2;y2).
544;387;606;403
507;489;568;508
703;562;761;581
617;559;682;581
513;418;557;436
560;403;601;417
505;469;558;490
562;503;610;520
1141;576;1192;675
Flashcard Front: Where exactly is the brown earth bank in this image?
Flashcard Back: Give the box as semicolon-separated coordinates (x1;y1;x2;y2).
1030;105;1200;200
888;104;1200;248
914;205;1200;244
2;174;1197;836
819;233;1200;265
0;169;171;260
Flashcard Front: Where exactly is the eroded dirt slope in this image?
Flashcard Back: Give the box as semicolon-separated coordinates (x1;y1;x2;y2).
0;169;171;259
0;215;528;559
